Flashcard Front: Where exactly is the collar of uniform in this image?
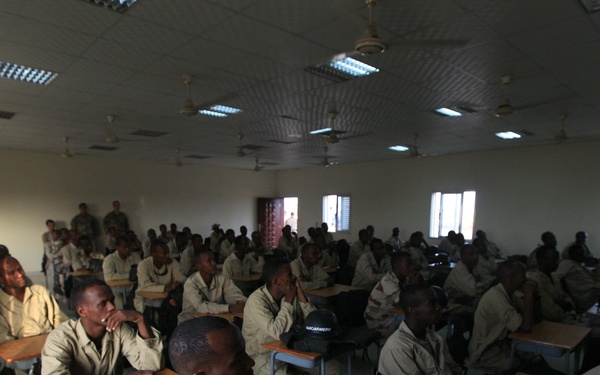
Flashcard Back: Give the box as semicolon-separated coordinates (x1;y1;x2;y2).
75;318;114;350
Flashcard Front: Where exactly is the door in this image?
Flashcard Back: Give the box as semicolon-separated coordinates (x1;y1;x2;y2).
257;198;284;250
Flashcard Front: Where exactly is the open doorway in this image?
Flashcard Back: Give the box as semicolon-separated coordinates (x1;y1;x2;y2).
283;197;298;233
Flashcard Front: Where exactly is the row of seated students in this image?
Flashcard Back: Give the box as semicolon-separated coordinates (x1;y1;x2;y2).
30;222;600;373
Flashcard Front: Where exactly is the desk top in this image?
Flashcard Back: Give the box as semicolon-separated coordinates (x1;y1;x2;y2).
230;273;262;282
156;369;178;375
389;302;461;316
69;270;102;277
193;312;243;322
137;291;168;300
0;334;48;363
305;284;362;298
106;279;136;287
263;340;321;361
508;321;591;350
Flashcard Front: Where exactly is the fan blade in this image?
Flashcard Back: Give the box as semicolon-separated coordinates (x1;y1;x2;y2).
389;38;470;50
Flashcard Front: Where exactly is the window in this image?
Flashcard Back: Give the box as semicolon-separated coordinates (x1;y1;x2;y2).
322;195;350;233
430;191;476;240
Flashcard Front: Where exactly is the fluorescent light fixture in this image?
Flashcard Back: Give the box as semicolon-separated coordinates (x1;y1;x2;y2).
199;109;228;117
388;145;409;152
435;107;462;117
79;0;139;13
198;105;242;117
309;127;332;135
495;131;521;140
0;61;58;85
329;57;379;77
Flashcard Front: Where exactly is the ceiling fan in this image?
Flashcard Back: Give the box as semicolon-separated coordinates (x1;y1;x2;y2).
236;133;247;157
61;136;74;158
495;75;514;117
409;133;422;158
105;114;120;144
254;157;264;172
555;113;569;142
179;75;237;117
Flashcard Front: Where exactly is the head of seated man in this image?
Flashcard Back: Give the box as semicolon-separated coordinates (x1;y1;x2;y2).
300;243;321;268
176;232;189;251
233;235;250;260
150;241;172;269
0;256;27;296
541;231;557;248
460;245;480;270
536;246;560;275
370;238;386;263
195;247;218;280
115;236;131;259
358;229;369;246
399;283;442;333
169;316;254;375
390;251;421;284
408;232;422;248
568;245;586;264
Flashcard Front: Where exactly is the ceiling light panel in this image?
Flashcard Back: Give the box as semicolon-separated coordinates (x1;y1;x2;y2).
389;145;410;152
309;127;332;135
79;0;139;13
435;107;463;117
495;131;521;140
329;57;379;77
0;61;58;85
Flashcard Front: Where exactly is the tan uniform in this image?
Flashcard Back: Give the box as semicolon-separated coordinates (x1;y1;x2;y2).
467;283;522;371
364;271;404;338
478;255;497;274
179;272;246;323
526;270;576;323
222;253;263;278
402;246;429;270
71;251;104;271
443;262;493;300
553;259;595;311
41;319;163;375
290;257;330;290
348;240;369;268
352;252;391;290
103;252;141;309
0;285;67;341
379;321;461;375
242;286;317;375
61;243;79;269
219;239;236;260
277;235;300;256
134;257;186;312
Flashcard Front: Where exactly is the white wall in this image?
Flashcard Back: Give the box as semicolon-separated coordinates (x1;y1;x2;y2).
0;149;277;272
276;140;600;257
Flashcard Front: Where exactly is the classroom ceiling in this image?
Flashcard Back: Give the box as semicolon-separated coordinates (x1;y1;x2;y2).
2;0;600;170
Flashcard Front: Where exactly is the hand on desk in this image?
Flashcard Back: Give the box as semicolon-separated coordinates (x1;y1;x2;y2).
164;280;181;293
229;300;246;314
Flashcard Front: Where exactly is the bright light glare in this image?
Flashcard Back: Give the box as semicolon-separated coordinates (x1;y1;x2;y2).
329;57;379;77
495;131;521;139
309;127;332;135
388;145;409;152
0;61;58;85
435;107;462;117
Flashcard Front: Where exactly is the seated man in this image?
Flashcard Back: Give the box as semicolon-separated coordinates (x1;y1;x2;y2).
321;222;334;244
180;233;202;277
105;225;118;254
553;245;596;311
142;228;157;258
444;245;494;303
222;236;263;278
526;246;576;323
70;235;104;271
126;230;143;259
179;248;246;323
41;279;163;374
467;260;539;372
249;231;271;257
475;230;505;259
169;316;255;375
219;229;237;260
348;229;370;268
385;227;404;252
243;258;340;375
44;229;64;295
527;231;557;270
134;241;186;312
0;256;67;341
378;284;462;375
290;243;333;290
471;238;497;274
277;225;300;258
562;231;595;260
365;252;422;338
352;238;391;290
60;229;79;271
437;230;457;255
103;236;142;309
401;232;429;271
170;231;190;262
313;233;339;268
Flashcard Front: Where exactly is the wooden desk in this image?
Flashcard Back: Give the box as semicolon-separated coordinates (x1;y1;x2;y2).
69;270;102;278
192;312;243;322
106;279;136;288
305;284;361;298
137;290;168;308
230;273;262;282
0;334;48;363
508;321;590;375
388;302;461;316
263;340;352;375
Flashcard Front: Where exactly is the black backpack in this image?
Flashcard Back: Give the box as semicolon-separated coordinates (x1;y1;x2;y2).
334;289;370;327
157;284;184;340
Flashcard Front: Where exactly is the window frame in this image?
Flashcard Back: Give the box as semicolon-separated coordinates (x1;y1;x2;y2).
429;190;476;240
322;194;351;233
